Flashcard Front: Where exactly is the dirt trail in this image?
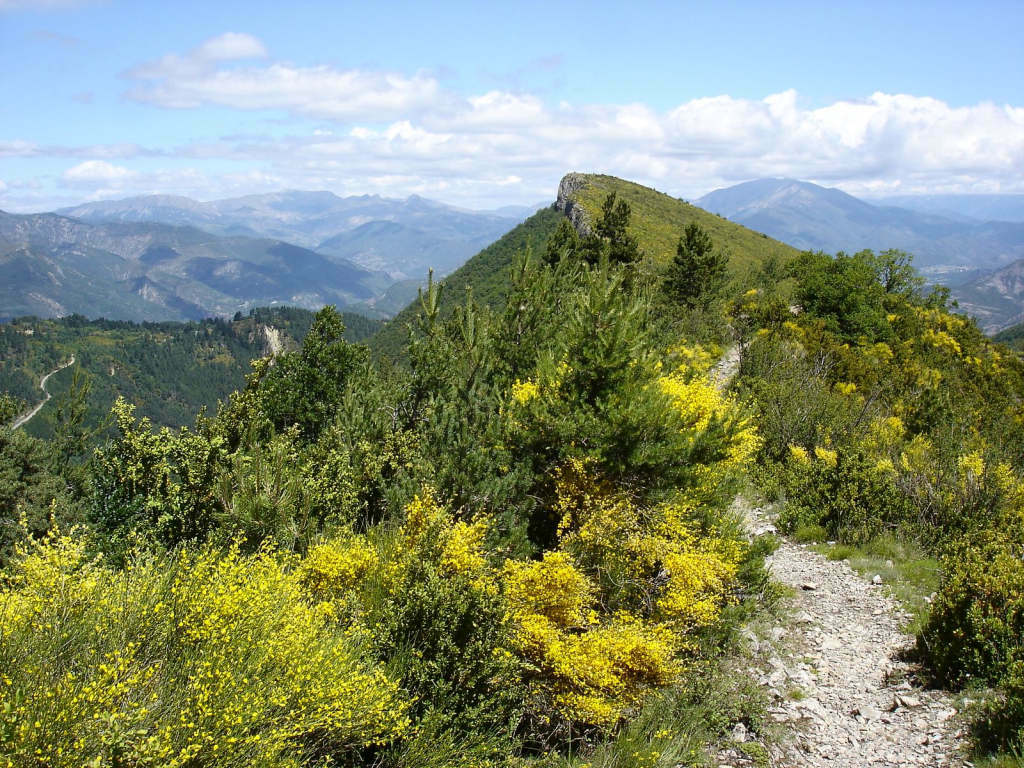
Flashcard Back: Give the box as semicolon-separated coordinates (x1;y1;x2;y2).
9;355;75;430
709;349;966;767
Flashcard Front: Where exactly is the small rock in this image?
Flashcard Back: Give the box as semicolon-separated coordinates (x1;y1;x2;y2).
855;704;882;720
801;582;818;591
872;574;884;585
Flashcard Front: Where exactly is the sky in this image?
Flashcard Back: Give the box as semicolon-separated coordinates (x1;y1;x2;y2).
2;0;1023;212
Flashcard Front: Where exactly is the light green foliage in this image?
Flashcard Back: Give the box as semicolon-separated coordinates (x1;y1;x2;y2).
91;399;227;554
0;393;22;425
788;248;922;343
570;174;799;274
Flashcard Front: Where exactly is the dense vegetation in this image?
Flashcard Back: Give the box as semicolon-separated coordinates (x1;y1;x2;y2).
0;308;381;439
3;176;1024;765
733;247;1024;757
0;193;781;767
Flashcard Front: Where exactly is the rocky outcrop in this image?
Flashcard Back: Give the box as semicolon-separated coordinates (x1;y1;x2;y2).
555;173;594;237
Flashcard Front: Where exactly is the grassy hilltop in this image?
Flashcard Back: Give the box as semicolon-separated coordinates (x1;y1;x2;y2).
566;173;800;273
371;174;801;359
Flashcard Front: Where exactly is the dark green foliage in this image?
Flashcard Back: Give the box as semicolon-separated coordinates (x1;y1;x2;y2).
776;449;912;545
0;308;381;443
369;208;564;361
244;307;367;442
543;219;579;266
788;249;921;342
579;192;641;267
0;427;80;563
665;222;729;310
372;564;523;733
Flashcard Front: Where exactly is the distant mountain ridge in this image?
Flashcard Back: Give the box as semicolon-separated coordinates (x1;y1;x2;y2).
952;258;1024;333
696;178;1024;274
697;178;1024;331
871;193;1024;224
58;190;526;279
0;210;388;322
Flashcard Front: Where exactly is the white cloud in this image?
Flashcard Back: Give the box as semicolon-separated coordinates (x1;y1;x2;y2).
6;62;1024;210
109;36;1024;202
195;32;267;61
125;35;442;119
62;160;134;183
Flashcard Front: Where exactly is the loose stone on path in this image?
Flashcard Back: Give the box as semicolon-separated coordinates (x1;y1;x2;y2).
746;505;966;767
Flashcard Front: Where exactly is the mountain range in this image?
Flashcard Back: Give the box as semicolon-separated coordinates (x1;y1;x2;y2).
1;192;534;324
696;179;1024;276
58;191;531;280
0;210;393;322
696;178;1024;330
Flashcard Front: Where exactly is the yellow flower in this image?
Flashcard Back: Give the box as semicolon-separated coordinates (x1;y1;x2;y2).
510;378;540;405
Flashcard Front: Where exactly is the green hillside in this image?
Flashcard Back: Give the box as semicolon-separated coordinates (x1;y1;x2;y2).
368;206;562;359
1;307;381;438
371;175;803;361
566;173;801;272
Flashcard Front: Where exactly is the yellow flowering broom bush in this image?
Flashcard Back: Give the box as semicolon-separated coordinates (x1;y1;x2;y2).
0;529;409;768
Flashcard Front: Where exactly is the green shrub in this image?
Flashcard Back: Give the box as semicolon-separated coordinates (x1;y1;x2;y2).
778;449;912;545
918;524;1024;753
918;531;1024;689
370;563;524;735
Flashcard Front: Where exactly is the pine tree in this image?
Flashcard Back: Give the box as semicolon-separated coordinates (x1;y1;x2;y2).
543;219;580;266
579;192;641;266
665;222;729;309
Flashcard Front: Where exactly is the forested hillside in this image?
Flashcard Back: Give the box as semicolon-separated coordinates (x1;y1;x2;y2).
2;173;1024;767
1;308;381;438
369;206;562;359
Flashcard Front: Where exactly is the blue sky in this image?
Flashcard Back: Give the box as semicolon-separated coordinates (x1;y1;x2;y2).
2;0;1023;211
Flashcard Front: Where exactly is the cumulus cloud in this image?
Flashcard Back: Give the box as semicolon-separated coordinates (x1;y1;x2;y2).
7;36;1024;211
62;160;134;183
124;34;442;119
105;35;1024;203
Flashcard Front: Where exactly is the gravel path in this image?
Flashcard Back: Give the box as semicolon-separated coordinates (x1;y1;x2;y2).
710;348;967;767
752;516;967;767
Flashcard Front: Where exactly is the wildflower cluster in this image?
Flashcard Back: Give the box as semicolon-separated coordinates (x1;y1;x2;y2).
0;530;410;767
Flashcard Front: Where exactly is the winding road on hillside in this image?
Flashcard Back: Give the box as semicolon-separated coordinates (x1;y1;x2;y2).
9;355;75;430
709;349;966;767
